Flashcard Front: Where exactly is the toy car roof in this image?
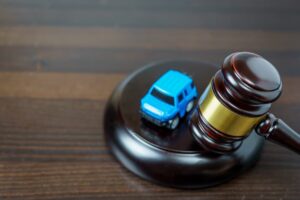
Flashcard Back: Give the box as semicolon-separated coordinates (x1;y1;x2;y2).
153;70;193;96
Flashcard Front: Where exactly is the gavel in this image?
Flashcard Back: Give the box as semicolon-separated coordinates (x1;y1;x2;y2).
190;52;300;154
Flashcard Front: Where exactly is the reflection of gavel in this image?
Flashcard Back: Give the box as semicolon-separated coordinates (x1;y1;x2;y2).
190;52;300;154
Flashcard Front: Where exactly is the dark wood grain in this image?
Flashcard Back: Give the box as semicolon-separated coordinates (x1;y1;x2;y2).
0;0;299;199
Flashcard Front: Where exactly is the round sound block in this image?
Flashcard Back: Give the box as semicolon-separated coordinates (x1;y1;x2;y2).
104;60;265;189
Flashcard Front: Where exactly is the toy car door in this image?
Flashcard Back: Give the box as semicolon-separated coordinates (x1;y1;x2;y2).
177;92;186;117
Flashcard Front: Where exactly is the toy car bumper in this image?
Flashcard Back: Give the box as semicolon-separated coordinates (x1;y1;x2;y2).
140;111;167;127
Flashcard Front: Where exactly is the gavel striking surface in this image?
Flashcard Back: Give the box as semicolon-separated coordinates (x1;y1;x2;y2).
104;60;265;188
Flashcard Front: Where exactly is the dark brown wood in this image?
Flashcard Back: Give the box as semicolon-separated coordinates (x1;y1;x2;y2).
104;61;265;188
191;52;285;153
256;113;300;154
221;52;282;103
215;52;282;117
0;0;300;199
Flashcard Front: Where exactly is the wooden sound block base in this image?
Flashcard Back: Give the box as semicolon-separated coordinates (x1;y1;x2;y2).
104;61;265;189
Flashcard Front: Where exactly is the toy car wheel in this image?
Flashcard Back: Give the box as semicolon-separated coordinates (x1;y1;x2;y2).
169;116;180;130
186;100;194;113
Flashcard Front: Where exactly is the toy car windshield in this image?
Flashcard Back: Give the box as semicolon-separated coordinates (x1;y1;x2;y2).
151;88;174;105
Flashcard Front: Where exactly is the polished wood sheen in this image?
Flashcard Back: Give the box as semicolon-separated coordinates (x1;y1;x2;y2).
192;52;284;152
0;0;300;199
215;52;282;117
221;52;282;104
257;113;300;154
104;61;265;188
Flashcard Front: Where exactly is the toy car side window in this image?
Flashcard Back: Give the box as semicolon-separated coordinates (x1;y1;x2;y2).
184;90;188;96
178;93;184;102
191;82;195;89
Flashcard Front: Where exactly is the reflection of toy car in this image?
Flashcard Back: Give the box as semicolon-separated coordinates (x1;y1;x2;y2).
140;70;198;129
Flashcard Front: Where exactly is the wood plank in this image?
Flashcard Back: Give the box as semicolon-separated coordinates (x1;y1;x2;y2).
1;0;298;10
0;97;298;199
0;72;297;103
0;98;103;132
1;47;300;76
0;72;125;100
0;98;107;162
0;97;298;163
0;26;300;51
0;161;298;199
0;0;299;30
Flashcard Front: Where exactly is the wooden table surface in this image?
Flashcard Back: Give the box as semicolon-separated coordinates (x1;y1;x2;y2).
0;0;300;199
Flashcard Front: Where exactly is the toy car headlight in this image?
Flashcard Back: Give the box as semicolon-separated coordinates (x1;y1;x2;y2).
143;103;163;116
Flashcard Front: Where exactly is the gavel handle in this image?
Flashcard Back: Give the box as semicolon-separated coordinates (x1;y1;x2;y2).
256;113;300;154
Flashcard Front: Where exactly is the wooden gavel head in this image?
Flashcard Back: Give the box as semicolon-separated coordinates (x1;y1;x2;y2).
190;52;283;153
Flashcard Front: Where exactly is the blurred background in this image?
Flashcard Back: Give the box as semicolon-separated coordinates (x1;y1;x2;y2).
0;0;300;73
0;0;299;199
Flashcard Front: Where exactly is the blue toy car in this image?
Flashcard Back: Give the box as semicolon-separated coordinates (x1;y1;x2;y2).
140;70;198;129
